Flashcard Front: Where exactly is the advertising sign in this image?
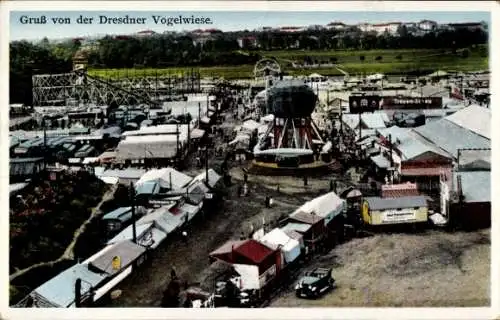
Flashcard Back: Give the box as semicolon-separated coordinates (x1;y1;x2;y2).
112;256;121;271
382;96;442;109
259;265;277;287
381;209;417;224
349;95;381;114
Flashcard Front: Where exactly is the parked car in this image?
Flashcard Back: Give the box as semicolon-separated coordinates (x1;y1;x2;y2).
295;267;335;299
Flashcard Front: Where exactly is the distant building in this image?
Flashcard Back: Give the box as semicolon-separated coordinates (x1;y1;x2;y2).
446;22;486;32
237;36;259;49
191;28;222;46
136;30;156;37
256;26;274;32
358;22;402;35
417;20;438;31
279;26;305;33
325;22;347;30
373;22;402;35
307;24;326;31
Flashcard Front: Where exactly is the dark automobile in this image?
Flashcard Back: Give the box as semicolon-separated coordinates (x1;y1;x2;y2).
295;267;335;298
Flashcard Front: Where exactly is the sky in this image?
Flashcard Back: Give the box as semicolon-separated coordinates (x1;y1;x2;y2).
10;11;490;41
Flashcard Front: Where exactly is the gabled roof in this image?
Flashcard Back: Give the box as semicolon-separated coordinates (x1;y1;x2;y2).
102;207;132;221
381;182;419;198
444;105;490;139
293;192;345;219
281;222;311;234
288;210;324;225
233;239;275;264
32;263;107;307
210;240;246;257
137;167;192;190
90;240;146;276
365;196;428;210
414;119;490;159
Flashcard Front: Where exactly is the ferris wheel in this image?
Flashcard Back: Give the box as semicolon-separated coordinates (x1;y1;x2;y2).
254;58;281;79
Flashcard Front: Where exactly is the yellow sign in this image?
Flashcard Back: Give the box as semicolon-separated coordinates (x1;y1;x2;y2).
362;202;369;216
112;256;121;271
361;201;370;224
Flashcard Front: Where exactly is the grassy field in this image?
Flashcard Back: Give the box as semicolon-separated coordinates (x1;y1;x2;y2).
89;48;488;80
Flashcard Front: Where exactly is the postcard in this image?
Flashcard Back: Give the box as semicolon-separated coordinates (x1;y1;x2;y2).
1;1;497;319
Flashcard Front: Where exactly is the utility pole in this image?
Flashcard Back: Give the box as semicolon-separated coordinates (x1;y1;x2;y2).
358;112;362;140
176;124;180;165
389;134;394;167
198;102;201;128
129;182;137;244
43;117;47;171
187;120;191;150
205;147;209;184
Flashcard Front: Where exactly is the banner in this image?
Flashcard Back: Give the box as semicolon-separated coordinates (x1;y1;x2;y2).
348;95;381;114
382;96;442;109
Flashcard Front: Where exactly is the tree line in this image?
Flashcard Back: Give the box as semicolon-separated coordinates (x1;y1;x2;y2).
10;26;488;104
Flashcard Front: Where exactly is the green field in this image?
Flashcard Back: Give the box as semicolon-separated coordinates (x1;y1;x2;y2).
89;48;488;80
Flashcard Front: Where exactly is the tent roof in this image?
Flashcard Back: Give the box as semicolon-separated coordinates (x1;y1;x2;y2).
233;239;276;264
137;167;193;190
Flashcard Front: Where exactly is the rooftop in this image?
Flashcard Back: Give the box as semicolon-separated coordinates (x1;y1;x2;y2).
365;196;428;211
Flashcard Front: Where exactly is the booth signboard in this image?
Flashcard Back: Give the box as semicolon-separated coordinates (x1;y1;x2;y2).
382;97;442;109
112;256;121;271
348;95;381;114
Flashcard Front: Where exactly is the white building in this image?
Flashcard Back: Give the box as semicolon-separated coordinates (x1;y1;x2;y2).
325;22;347;30
358;22;402;35
417;20;438;31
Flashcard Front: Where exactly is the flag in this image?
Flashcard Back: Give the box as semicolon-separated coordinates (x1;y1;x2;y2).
450;84;464;100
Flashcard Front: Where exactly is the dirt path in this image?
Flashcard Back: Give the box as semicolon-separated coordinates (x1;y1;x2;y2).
108;176;318;307
271;229;490;307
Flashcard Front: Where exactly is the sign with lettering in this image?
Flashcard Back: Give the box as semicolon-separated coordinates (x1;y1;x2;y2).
382;96;442;109
112;256;121;271
259;265;277;287
381;209;417;223
349;95;381;114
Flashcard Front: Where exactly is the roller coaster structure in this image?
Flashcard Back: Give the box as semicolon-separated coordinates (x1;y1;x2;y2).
31;69;202;107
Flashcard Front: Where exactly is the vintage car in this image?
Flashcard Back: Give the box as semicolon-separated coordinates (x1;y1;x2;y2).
295;267;335;299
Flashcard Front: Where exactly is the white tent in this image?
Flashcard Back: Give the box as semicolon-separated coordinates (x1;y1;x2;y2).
308;73;324;79
428;70;449;78
189;168;222;188
260;114;274;123
137;167;193;190
366;73;385;81
260;228;301;264
241;120;260;132
137;204;183;234
293;192;345;226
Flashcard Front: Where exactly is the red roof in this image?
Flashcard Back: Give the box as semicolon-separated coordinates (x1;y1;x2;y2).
210;240;246;257
381;182;419;198
169;206;181;215
401;167;444;176
233;239;275;264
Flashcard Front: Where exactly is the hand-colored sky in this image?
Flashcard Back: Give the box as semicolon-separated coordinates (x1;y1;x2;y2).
10;11;490;41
